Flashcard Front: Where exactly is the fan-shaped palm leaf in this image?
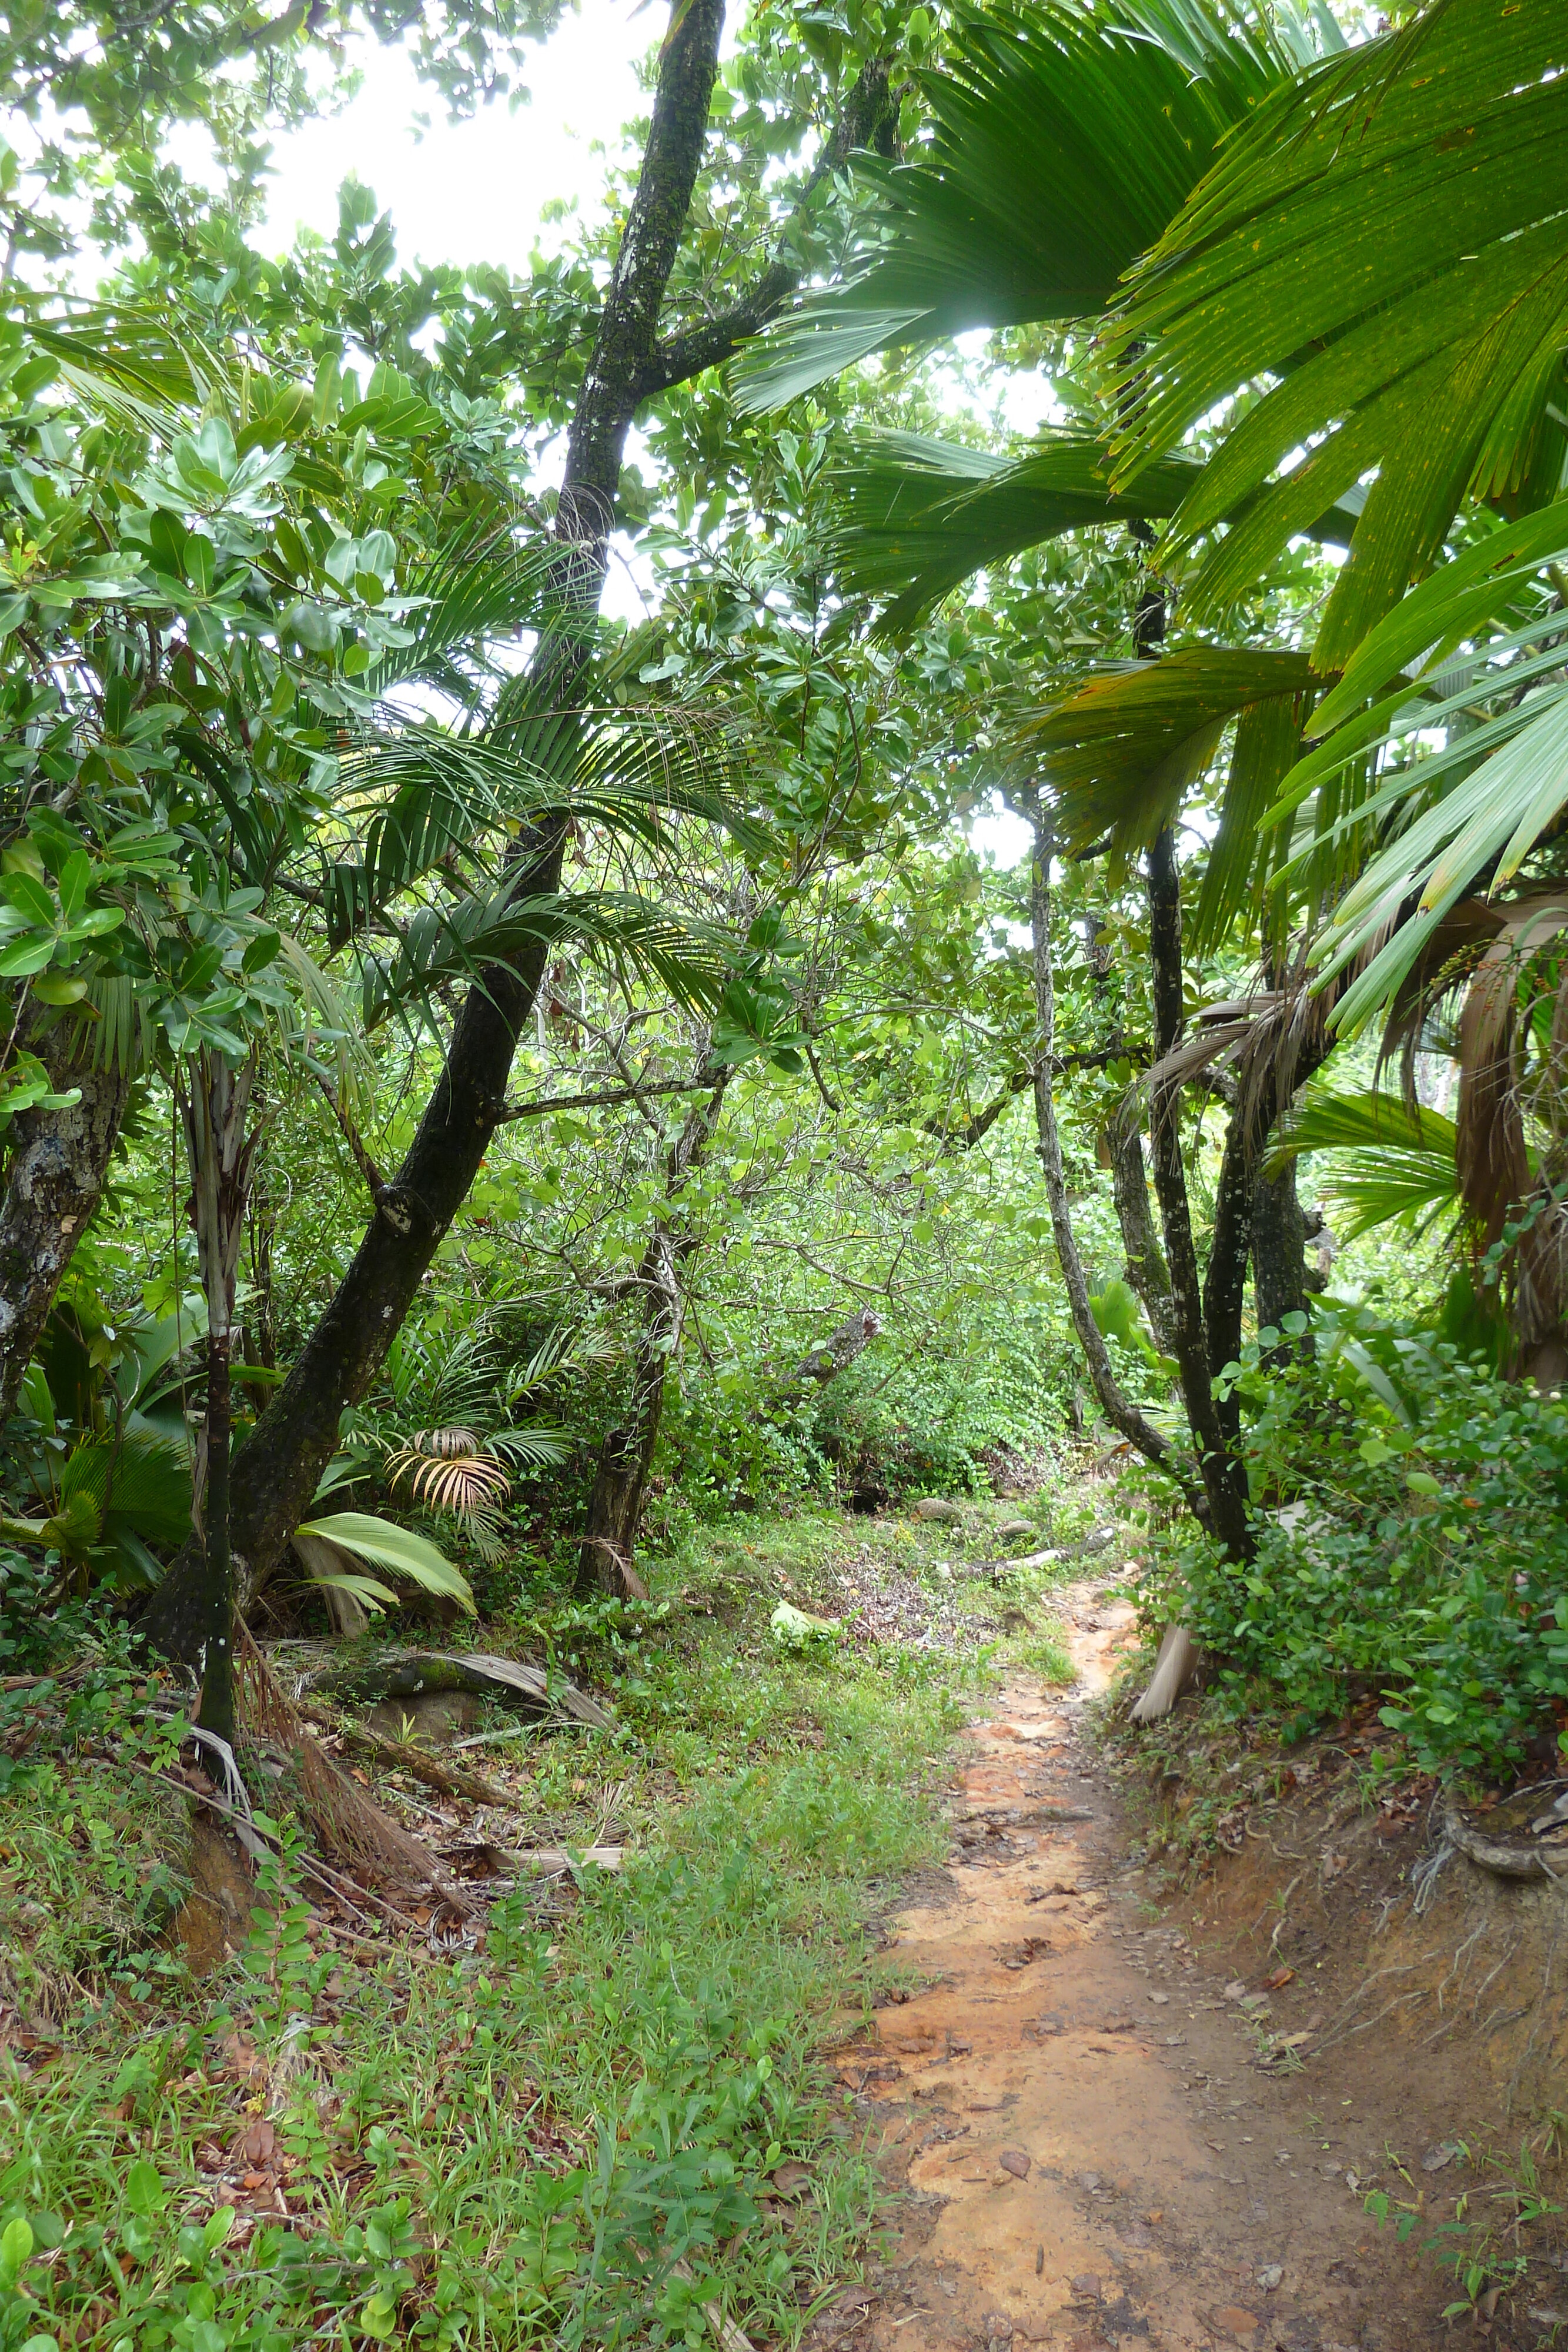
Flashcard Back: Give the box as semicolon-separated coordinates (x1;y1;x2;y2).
323;705;758;948
357;886;732;1033
292;1510;476;1613
1025;647;1314;894
1267;1084;1461;1240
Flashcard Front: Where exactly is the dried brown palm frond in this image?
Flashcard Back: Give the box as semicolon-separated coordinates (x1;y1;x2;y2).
235;1629;468;1916
1452;901;1568;1357
1144;951;1336;1160
1374;891;1568;1365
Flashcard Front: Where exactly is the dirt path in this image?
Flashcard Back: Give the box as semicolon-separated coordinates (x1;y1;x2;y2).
837;1582;1441;2352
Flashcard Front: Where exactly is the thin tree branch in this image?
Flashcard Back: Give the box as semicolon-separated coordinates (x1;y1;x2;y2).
313;1073;386;1198
804;1040;842;1114
494;1074;716;1122
634;56;897;399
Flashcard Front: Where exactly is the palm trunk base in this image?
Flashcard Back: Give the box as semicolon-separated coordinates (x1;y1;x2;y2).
579;1444;653;1600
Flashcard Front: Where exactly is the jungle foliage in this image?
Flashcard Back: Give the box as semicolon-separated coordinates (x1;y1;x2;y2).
5;0;1568;2337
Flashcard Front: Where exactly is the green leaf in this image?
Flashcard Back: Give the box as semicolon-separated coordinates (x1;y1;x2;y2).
0;2217;33;2282
734;0;1306;410
2;872;56;929
31;974;88;1006
1109;0;1568;667
55;850;90;921
0;937;59;977
1266;1085;1459;1240
125;2159;168;2217
293;1512;475;1613
1028;646;1314;870
1313;500;1568;737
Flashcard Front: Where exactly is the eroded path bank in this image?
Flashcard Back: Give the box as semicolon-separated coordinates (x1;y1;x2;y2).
830;1585;1441;2352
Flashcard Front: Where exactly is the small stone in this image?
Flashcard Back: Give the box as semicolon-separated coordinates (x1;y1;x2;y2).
998;2149;1031;2179
1069;2274;1101;2300
1223;1980;1249;2002
1420;2142;1459;2173
1074;2171;1100;2192
914;1497;964;1525
1256;2265;1283;2292
996;1520;1035;1542
1148;1992;1169;2004
1213;2314;1258;2340
983;2313;1015;2338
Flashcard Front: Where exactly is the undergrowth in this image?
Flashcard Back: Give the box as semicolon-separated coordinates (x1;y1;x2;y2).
0;1496;1071;2352
1122;1301;1568;1788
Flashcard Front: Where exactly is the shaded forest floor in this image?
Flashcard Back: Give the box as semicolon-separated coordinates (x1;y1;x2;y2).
2;1486;1566;2348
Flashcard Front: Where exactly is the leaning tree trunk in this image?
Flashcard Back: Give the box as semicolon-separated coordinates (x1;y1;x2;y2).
179;1048;260;1749
791;1307;882;1388
140;5;896;1666
579;1069;728;1599
0;1018;129;1424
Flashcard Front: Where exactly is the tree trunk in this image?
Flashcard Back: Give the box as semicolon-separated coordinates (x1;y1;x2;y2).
1106;1091;1178;1359
0;1021;129;1424
1203;1108;1255;1445
200;1335;235;1744
1144;827;1252;1558
141;0;739;1665
579;1069;728;1598
1252;1160;1309;1353
1028;817;1203;1515
180;1049;260;1749
793;1307;882;1386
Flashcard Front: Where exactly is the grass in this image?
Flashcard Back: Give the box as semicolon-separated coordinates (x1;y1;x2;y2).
0;1497;1075;2352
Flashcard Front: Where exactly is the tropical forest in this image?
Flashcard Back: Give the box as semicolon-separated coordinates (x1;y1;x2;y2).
4;0;1568;2341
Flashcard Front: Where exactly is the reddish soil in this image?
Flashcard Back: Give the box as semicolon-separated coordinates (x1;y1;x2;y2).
823;1585;1483;2352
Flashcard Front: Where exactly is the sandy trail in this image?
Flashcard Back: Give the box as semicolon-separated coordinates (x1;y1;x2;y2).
842;1584;1435;2352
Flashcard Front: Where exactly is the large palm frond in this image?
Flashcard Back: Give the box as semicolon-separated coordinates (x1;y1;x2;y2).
1267;1083;1460;1241
356;886;731;1033
1027;647;1314;908
827;432;1201;631
1109;0;1568;671
733;0;1315;412
322;705;757;948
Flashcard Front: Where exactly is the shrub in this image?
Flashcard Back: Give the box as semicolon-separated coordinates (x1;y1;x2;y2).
1133;1302;1568;1781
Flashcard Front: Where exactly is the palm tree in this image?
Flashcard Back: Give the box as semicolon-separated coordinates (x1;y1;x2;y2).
1100;0;1568;1365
